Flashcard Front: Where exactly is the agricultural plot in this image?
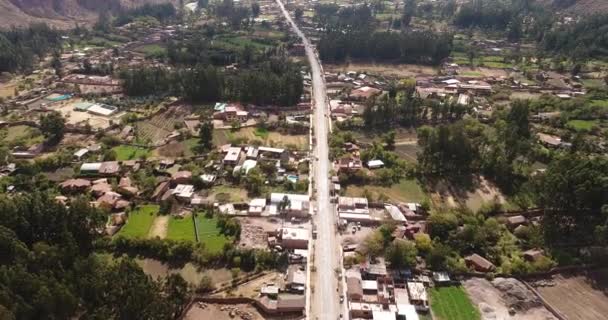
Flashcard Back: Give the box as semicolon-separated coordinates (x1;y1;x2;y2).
567;119;600;131
117;205;159;238
0;125;43;147
136;109;187;145
195;215;230;253
533;270;608;320
345;179;427;203
213;127;308;149
209;185;249;203
112;145;150;160
167;215;196;241
430;286;480;320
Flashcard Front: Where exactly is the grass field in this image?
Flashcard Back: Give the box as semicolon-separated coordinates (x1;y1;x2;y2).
167;215;196;241
214;127;308;149
135;44;167;57
117;205;159;238
345;179;427;203
567;119;599;131
195;215;230;253
112;145;150;160
430;286;480;320
0;125;43;147
209;185;249;203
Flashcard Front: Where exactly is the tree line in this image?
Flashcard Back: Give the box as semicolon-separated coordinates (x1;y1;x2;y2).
318;30;452;65
120;58;303;106
0;24;63;73
0;192;190;320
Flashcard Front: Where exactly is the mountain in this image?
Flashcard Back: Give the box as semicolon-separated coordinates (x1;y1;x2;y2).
539;0;608;16
0;0;178;29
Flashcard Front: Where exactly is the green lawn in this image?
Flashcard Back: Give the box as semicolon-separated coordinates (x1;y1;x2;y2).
195;215;230;253
254;127;269;139
135;44;167;57
430;286;480;320
590;99;608;109
112;145;150;160
1;125;44;147
117;205;159;238
567;119;599;131
167;215;196;241
345;178;427;203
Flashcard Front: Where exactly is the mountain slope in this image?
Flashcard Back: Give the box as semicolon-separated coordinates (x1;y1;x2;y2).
540;0;608;16
0;0;177;29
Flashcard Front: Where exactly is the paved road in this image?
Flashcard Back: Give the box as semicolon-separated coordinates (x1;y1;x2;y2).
275;1;340;319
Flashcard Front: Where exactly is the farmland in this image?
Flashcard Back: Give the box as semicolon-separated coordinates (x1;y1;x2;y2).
213;127;308;149
195;215;231;254
135;107;189;145
0;125;43;147
167;215;197;241
116;205;159;238
533;270;608;320
345;179;427;203
430;286;480;320
112;145;150;160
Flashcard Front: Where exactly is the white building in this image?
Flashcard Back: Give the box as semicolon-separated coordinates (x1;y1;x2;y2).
172;184;194;199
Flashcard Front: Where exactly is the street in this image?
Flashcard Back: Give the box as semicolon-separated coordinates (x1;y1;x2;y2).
275;0;341;319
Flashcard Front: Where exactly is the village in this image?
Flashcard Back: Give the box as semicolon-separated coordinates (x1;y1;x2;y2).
0;0;607;320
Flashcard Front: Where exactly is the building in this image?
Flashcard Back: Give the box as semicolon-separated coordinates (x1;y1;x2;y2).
73;148;89;160
350;86;382;100
523;249;545;262
248;198;267;215
347;277;364;301
373;311;396;320
279;227;309;249
80;162;120;176
258;146;289;163
336;156;363;173
60;178;91;192
223;147;242;165
367;159;384;169
87;103;118;116
465;254;495;272
349;302;384;319
338;196;369;214
406;282;428;311
270;193;310;218
385;204;406;223
213;103;248;122
172;184;194;200
286;265;306;293
171;171;192;184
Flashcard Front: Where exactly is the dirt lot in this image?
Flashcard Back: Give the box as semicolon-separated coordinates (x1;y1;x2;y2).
184;303;265;320
213;272;285;299
464;277;556;320
326;62;438;78
148;216;169;239
532;270;608;320
54;99;121;129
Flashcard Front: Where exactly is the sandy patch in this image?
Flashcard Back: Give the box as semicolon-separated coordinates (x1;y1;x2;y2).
148;215;169;239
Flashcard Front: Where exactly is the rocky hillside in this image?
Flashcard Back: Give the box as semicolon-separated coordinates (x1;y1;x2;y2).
0;0;177;29
540;0;608;16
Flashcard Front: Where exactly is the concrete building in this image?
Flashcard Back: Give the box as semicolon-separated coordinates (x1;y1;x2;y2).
279;227;309;249
223;147;242;165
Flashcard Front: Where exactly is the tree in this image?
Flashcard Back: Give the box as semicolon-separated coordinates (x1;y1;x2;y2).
383;130;396;150
385;239;417;268
245;167;264;196
401;0;417;27
295;8;304;21
198;121;213;150
39;111;65;145
251;2;260;17
427;212;459;241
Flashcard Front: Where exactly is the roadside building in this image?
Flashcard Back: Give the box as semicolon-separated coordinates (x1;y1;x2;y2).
248;198;267;215
347;277;364;301
286;265;306;293
279;227;309;249
270;193;310;218
350;86;382;100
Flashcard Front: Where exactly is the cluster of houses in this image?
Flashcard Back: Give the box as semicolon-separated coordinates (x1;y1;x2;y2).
343;257;455;320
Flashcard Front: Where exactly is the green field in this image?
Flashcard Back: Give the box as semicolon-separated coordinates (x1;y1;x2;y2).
590;99;608;108
567;119;599;131
167;216;196;241
135;44;167;57
117;205;159;238
195;215;230;253
430;286;480;320
0;125;43;147
112;145;150;160
345;178;427;203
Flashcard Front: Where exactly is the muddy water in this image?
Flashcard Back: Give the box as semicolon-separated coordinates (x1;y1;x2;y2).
136;259;233;286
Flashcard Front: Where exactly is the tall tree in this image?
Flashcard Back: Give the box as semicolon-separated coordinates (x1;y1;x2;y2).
39;111;66;145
